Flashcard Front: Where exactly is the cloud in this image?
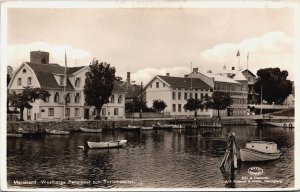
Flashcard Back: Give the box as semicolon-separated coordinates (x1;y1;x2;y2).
131;66;191;85
199;31;294;79
8;41;92;69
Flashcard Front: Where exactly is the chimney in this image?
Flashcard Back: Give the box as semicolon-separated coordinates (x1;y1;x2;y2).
166;73;170;76
184;74;188;78
30;51;49;64
232;67;235;71
193;68;198;73
207;70;212;74
126;72;131;88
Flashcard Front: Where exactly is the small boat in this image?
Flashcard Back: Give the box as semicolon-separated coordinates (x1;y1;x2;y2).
153;123;173;130
45;129;70;135
171;124;185;129
240;141;281;162
16;128;44;139
264;121;294;128
119;125;141;131
7;133;23;138
79;127;102;133
87;140;127;149
141;126;154;131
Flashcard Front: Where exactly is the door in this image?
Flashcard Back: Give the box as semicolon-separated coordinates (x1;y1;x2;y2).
84;109;90;119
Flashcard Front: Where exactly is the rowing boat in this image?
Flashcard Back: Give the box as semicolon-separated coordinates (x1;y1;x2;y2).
79;127;102;133
87;140;127;149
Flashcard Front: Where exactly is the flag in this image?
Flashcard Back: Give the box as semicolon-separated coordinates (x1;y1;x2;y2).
247;52;249;60
236;50;240;57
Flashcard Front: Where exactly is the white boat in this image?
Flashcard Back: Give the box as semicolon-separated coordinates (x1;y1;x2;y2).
7;133;23;138
45;129;70;135
153;123;173;129
87;140;127;149
171;124;185;129
240;141;281;162
264;121;294;128
79;127;102;133
141;126;154;131
119;125;141;131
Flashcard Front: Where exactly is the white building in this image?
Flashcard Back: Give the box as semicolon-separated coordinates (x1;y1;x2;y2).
8;51;126;121
144;73;213;118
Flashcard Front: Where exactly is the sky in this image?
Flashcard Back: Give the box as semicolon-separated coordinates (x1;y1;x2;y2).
7;8;295;83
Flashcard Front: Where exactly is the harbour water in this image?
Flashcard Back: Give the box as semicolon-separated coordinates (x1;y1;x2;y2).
7;125;294;189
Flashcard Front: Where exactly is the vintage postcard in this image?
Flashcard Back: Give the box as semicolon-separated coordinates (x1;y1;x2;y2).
1;1;299;191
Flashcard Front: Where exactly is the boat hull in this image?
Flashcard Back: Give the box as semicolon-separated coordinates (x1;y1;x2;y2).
119;126;141;131
240;148;281;162
46;129;70;135
172;125;185;129
79;127;102;133
87;140;127;149
264;122;294;128
7;133;23;138
141;126;154;131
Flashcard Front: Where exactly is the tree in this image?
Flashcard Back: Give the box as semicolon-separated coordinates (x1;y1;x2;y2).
8;87;50;121
207;91;233;118
184;98;207;118
254;68;292;104
125;98;154;113
84;59;116;119
152;99;167;113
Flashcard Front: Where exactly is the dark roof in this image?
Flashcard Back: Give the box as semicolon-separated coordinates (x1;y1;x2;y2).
113;81;126;93
157;75;212;90
26;62;84;90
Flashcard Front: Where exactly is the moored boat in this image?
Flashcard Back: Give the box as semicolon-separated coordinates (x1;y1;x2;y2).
119;125;141;131
79;127;102;133
45;129;70;135
240;141;281;162
87;139;127;149
7;133;23;138
201;130;215;137
171;124;185;129
153;123;172;130
264;121;294;128
141;126;154;131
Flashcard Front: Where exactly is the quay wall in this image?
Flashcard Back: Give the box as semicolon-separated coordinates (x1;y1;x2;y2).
6;118;291;133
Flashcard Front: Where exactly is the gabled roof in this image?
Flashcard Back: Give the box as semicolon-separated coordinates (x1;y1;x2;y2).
113;81;127;93
242;69;256;77
26;62;84;90
233;71;247;81
205;73;240;84
157;75;212;89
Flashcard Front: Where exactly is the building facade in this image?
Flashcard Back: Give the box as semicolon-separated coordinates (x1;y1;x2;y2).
8;51;126;121
145;73;213;117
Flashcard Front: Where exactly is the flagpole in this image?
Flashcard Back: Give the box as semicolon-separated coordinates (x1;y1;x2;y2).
246;52;249;69
63;50;67;119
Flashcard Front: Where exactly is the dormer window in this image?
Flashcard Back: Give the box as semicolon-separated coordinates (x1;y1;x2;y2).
54;92;60;103
75;78;81;87
60;76;64;86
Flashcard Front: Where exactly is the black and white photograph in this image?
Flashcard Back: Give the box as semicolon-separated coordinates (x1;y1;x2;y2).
1;1;299;191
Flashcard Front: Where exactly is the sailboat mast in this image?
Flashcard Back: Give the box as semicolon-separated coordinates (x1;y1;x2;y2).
63;50;67;119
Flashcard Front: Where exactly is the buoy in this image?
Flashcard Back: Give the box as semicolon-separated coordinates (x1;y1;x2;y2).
283;123;287;128
289;123;293;128
78;145;84;149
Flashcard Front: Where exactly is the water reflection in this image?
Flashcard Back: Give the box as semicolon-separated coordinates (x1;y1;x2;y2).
7;126;294;188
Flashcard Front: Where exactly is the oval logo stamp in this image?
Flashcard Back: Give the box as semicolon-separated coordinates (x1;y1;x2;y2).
248;167;263;176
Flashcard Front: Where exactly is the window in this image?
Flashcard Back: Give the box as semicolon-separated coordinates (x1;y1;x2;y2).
75;108;80;116
172;104;176;112
54;92;60;103
172;92;176;100
150;84;152;88
75;93;80;103
201;93;203;100
65;94;71;104
27;109;31;120
163;83;165;87
118;95;122;103
75;77;81;87
44;96;49;103
184;92;187;100
111;94;115;103
27;77;32;85
178;92;181;100
17;78;21;86
156;82;159;88
48;108;54;116
60;76;64;86
22;69;26;73
195;93;198;99
205;93;208;100
178;104;182;112
190;92;193;99
102;108;106;116
65;108;70;117
114;108;118;115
